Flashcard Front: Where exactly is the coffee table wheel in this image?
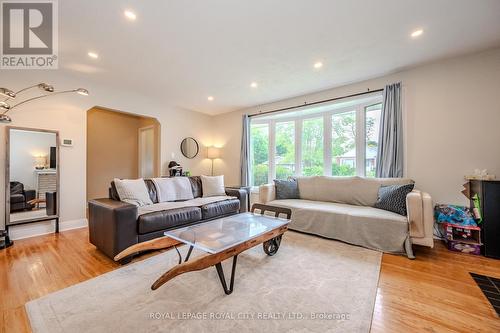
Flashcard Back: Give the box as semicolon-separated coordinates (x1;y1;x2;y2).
263;235;282;256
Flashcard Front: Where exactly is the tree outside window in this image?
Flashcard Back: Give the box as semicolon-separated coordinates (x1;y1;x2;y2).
275;121;295;180
302;118;323;176
250;123;269;186
332;111;356;176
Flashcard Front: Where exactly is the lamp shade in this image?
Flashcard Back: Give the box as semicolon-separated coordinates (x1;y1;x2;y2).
207;147;221;159
35;155;47;169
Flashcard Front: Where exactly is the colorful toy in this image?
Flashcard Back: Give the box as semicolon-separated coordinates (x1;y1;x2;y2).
434;204;477;227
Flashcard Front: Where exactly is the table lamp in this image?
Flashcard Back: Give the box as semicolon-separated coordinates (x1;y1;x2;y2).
35;155;47;170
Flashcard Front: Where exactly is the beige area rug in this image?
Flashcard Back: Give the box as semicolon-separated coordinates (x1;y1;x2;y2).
26;232;381;333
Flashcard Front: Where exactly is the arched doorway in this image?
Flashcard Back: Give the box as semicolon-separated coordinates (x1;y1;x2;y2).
86;107;160;201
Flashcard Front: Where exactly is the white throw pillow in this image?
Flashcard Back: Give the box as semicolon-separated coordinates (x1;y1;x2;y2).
151;177;194;202
113;178;153;206
201;175;225;197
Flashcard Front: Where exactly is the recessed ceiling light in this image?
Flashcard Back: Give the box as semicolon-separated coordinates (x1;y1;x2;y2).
124;10;137;21
250;82;258;88
313;61;323;69
87;51;98;59
207;96;214;101
411;29;423;38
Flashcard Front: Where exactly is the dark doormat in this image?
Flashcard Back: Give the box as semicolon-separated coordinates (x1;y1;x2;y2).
470;272;500;316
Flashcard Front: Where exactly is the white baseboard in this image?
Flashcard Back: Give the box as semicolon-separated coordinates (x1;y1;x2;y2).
8;218;88;240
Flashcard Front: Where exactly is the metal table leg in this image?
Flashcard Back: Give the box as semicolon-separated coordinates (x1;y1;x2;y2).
214;255;238;295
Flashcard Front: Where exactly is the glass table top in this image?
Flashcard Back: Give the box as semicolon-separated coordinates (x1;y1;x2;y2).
164;212;289;254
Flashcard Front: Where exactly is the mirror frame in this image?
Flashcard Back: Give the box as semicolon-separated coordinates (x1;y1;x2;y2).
180;137;199;159
5;126;60;229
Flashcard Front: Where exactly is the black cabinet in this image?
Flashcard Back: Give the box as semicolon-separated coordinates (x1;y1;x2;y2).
470;180;500;259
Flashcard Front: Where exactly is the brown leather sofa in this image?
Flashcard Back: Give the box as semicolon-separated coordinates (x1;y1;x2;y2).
88;176;247;263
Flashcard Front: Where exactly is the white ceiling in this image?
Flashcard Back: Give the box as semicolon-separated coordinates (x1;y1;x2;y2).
58;0;500;115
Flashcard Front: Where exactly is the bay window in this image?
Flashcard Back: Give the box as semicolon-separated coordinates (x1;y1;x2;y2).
250;93;382;186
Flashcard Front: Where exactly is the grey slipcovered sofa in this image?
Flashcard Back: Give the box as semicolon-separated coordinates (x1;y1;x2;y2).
259;176;434;258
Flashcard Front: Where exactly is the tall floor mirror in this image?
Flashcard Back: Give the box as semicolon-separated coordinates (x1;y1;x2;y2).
5;127;60;232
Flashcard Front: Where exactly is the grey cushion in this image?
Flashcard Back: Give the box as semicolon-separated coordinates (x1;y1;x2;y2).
189;176;203;198
144;179;159;203
274;179;300;199
374;183;414;216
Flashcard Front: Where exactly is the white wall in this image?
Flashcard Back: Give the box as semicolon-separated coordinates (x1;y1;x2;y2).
10;130;56;189
213;47;500;206
3;46;500;237
0;70;215;234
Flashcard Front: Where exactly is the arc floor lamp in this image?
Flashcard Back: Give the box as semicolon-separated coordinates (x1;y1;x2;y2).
207;147;221;176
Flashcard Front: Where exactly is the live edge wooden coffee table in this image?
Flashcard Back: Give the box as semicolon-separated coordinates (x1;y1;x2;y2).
114;204;291;295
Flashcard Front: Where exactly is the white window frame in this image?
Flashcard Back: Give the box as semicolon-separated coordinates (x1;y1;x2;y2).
250;94;383;185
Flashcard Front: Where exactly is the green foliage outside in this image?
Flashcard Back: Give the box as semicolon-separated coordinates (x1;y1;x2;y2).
302;118;324;176
252;164;268;186
331;112;356;176
250;124;269;185
275;122;295;180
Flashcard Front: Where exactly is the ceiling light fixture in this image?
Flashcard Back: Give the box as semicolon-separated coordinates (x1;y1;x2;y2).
0;84;89;123
38;83;54;92
124;10;137;20
411;29;423;38
0;101;10;110
0;114;11;123
314;61;323;69
88;51;99;59
207;96;214;101
250;82;258;88
76;88;89;96
2;83;53;102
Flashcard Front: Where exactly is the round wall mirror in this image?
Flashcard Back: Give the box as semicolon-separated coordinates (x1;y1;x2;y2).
180;137;199;159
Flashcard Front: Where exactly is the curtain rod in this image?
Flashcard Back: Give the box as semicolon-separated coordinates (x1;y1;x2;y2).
249;88;384;118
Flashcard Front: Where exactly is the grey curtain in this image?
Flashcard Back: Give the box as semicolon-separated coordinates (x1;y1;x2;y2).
240;114;250;186
376;82;404;178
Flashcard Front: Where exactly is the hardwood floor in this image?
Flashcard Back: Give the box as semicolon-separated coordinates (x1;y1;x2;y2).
1;228;499;332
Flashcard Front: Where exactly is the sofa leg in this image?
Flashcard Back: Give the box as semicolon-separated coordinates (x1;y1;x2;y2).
405;237;416;260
